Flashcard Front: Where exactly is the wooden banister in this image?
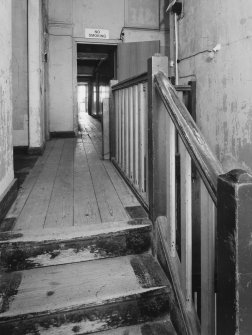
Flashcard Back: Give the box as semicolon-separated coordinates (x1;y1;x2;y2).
154;71;224;204
109;56;252;335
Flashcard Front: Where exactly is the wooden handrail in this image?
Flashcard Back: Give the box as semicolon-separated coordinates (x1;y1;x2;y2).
112;72;147;91
154;71;223;204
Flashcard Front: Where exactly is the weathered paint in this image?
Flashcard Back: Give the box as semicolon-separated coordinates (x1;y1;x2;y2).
47;0;169;133
178;0;252;172
28;0;45;150
12;0;29;146
217;170;252;334
0;254;171;334
0;0;14;199
0;222;151;270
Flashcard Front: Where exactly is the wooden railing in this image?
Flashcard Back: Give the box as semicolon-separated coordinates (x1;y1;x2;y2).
109;56;252;335
152;69;223;335
111;73;149;205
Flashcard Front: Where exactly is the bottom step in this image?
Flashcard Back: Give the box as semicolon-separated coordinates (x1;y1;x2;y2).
0;254;172;334
97;319;177;334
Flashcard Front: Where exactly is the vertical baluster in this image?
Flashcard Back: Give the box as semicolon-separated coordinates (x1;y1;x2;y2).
121;89;125;171
166;114;176;257
129;86;134;182
144;82;148;198
115;91;119;163
200;180;216;335
133;85;139;189
118;90;122;167
179;138;192;308
138;83;145;197
125;88;129;176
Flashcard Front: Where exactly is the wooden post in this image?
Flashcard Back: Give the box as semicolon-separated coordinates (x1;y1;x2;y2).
148;56;168;222
217;169;252;335
109;80;118;160
102;98;110;160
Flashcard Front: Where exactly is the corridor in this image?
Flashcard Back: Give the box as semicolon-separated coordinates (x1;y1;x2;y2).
0;114;175;335
6;114;140;231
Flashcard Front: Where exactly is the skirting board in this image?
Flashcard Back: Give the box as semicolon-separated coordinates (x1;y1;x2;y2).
0;179;18;224
50;131;76;139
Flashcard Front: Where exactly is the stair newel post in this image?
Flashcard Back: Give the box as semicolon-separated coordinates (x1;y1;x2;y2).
147;56;169;224
217;169;252;335
108;80;118;160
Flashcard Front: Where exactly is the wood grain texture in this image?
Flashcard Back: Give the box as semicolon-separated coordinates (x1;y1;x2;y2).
103;161;140;208
0;254;168;319
73;139;101;226
83;136;129;223
44;139;74;228
14;140;64;230
7;140;55;220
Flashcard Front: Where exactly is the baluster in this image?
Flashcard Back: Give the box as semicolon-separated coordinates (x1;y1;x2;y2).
200;180;216;335
125;88;129;176
139;83;145;197
144;82;148;198
179;138;192;308
133;85;139;189
115;90;119;163
121;89;125;171
129;86;134;182
166;114;176;257
118;90;122;167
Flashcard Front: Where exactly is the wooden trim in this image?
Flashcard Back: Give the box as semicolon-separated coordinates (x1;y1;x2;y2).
156;216;201;335
28;142;46;155
154;72;223;204
50;131;76;139
111;158;149;213
0;179;18;225
112;72;148;91
217;169;252;334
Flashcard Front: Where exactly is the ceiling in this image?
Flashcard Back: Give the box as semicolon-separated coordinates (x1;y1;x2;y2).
77;44;116;83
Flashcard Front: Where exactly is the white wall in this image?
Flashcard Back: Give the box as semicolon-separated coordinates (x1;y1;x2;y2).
0;0;14;196
178;0;252;172
48;34;74;132
47;0;169;133
12;0;29;146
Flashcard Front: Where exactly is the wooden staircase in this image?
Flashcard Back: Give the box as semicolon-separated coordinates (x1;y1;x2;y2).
0;220;177;334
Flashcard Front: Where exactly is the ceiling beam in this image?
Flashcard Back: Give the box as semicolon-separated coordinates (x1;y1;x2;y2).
77;52;108;61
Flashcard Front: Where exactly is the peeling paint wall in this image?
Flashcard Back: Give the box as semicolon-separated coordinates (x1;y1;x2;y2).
0;0;14;196
12;0;29;146
178;0;252;172
47;0;169;133
28;0;46;150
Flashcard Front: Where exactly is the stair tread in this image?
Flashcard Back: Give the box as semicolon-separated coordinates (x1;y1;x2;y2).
97;319;177;334
0;221;152;270
0;253;170;321
0;220;151;244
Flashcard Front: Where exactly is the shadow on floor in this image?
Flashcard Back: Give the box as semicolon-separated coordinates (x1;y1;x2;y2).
13;148;39;189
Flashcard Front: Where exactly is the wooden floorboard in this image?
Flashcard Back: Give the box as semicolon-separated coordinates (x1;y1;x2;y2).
73;139;102;225
44;139;74;228
83;136;129;223
103;161;140;208
14;140;64;230
10;113;141;231
6;140;55;220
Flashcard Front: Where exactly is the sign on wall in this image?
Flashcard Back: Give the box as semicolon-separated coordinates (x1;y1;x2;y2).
85;28;110;40
125;0;159;29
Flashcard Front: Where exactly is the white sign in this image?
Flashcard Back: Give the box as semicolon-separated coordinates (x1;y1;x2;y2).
85;28;109;40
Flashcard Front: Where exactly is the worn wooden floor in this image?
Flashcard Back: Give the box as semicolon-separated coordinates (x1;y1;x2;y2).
7;113;140;231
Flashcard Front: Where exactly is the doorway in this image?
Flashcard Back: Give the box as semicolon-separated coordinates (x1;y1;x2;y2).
77;43;117;122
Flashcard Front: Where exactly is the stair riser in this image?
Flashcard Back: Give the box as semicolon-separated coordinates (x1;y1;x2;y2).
0;289;170;335
0;229;151;271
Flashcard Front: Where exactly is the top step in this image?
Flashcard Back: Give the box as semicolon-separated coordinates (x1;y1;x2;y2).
0;220;152;270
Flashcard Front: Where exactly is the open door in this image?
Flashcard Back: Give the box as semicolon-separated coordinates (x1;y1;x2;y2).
117;40;160;82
